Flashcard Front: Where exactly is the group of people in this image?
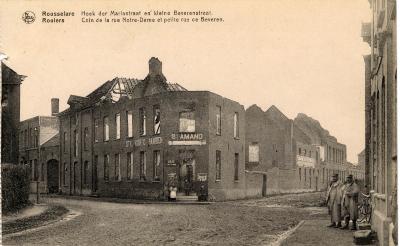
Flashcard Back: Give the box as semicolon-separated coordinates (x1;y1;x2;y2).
326;173;360;230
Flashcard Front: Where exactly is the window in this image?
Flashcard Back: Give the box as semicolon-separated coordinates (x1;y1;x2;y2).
298;148;301;155
139;108;146;136
103;116;109;141
127;111;133;138
94;118;100;142
83;161;89;185
153;105;161;135
114;154;121;181
234;153;239;181
216;150;221;181
249;144;259;162
179;111;195;132
63;132;67;153
233;112;239;138
308;151;311;158
299;168;301;181
127;152;133;180
140;151;146;181
104;155;109;181
73;130;78;157
115;113;121;140
63;163;67;186
84;127;89;151
216;106;221;135
40;163;44;181
153;150;161;181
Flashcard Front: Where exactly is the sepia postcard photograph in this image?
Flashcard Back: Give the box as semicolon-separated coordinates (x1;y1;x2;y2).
0;0;397;245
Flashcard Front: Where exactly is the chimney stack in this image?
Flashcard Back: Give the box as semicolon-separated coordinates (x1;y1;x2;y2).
148;57;162;76
51;98;59;116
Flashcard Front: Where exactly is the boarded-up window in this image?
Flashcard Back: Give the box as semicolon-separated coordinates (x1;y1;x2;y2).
127;111;133;138
249;144;259;162
179;111;195;132
115;113;121;139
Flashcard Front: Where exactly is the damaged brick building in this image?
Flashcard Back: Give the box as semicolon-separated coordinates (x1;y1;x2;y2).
59;58;246;201
245;104;363;196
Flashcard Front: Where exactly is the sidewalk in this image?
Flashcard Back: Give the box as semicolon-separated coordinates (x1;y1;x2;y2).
281;219;377;246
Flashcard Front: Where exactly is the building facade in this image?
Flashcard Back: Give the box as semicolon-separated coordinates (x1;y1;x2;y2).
59;58;246;201
19;99;60;193
362;0;397;245
1;61;25;164
245;105;354;195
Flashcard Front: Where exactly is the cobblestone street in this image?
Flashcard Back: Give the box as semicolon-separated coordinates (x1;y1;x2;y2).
2;192;343;246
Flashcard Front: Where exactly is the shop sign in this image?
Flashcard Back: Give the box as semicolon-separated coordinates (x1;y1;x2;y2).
296;155;316;168
171;133;204;141
197;173;207;181
128;137;162;147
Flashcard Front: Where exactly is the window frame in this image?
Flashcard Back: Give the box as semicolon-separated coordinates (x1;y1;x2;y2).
216;150;221;181
216;106;222;135
115;113;121;140
103;116;110;142
179;111;196;133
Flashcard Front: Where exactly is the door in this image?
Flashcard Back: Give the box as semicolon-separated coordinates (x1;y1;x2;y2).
47;159;59;193
73;162;78;194
262;174;267;197
178;159;196;193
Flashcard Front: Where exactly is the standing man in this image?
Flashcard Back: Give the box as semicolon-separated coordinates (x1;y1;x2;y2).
341;174;360;230
326;174;343;228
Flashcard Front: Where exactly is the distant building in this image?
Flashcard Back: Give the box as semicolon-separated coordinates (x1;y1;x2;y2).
19;99;60;193
58;58;246;201
362;0;397;245
1;61;26;164
245;105;353;194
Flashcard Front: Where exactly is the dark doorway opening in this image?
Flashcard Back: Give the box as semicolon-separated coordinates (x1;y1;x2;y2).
47;159;59;193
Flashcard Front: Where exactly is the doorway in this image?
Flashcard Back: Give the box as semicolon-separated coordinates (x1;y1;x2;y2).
73;161;78;195
47;159;59;193
178;150;196;194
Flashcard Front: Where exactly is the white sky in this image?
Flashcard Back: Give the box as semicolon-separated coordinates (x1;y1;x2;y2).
1;0;372;162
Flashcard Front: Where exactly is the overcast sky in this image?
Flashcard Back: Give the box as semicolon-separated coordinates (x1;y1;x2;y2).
1;0;371;162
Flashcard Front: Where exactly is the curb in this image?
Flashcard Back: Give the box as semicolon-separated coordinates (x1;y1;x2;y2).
39;194;213;205
2;207;77;239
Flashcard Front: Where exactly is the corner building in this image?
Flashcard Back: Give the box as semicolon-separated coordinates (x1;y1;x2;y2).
59;58;246;201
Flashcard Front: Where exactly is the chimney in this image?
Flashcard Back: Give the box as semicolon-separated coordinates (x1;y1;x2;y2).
51;98;59;116
148;57;162;76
